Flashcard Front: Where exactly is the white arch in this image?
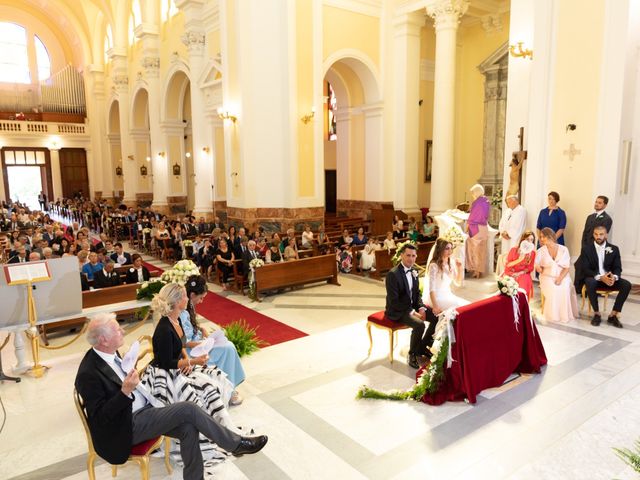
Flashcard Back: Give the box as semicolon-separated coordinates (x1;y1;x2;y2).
130;80;150;128
322;49;381;104
161;61;191;121
106;98;120;135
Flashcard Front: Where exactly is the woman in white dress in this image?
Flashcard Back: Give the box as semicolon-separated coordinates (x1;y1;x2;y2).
535;227;578;323
425;238;469;314
360;237;380;271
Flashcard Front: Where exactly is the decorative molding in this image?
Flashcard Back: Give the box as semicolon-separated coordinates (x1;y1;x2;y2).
425;0;470;31
130;128;150;141
323;0;382;18
181;31;206;52
202;2;220;30
420;58;435;81
112;74;129;92
480;13;503;34
141;56;160;78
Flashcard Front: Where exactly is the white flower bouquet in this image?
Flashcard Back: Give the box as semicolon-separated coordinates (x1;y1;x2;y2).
497;275;519;298
249;258;265;270
443;225;465;247
161;259;201;286
142;228;151;234
136;278;167;300
248;258;265;300
183;239;193;247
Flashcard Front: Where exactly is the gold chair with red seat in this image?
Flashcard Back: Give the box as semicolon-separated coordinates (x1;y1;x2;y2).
74;389;172;480
366;310;410;363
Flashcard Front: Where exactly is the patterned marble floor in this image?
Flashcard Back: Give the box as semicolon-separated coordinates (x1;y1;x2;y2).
1;258;639;480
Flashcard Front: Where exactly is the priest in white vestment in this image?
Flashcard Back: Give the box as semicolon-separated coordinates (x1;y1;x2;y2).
496;196;527;274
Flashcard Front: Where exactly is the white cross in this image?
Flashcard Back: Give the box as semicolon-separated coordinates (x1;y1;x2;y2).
563;143;582;162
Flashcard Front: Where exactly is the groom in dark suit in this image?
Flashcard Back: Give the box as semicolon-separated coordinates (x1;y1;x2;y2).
385;243;437;368
581;195;613;246
574;226;630;327
75;314;267;479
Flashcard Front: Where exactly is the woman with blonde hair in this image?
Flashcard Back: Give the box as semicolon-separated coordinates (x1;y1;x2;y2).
141;283;238;459
535;227;578;323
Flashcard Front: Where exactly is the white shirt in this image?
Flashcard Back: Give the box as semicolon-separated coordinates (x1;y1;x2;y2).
499;204;527;252
401;263;414;291
593;209;606;218
92;348;156;412
594;241;618;281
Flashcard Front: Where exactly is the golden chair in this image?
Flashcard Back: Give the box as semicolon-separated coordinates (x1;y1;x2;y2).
581;284;619;314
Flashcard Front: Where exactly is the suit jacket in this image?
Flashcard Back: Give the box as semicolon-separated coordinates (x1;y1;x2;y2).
581;211;613;246
385;264;425;320
574;242;623;292
125;266;150;284
110;252;132;265
198;222;211;234
74;349;134;465
7;255;27;264
93;269;122;289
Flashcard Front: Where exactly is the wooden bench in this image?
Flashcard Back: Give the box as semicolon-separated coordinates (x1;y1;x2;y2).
254;254;340;295
39;283;142;344
372;241;435;279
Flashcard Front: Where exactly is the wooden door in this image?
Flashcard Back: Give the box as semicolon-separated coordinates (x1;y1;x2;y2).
324;170;336;214
59;148;89;198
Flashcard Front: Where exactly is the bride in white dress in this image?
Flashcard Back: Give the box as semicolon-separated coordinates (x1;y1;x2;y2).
424;238;470;314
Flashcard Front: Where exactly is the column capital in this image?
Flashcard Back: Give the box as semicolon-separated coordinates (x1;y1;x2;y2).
425;0;469;31
141;56;160;78
181;30;206;53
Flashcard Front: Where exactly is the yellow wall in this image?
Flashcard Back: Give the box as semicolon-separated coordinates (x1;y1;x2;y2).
297;0;314;197
418;25;436;208
168;135;183;193
452;16;510;206
214;126;226;199
350;114;365;199
548;0;605;253
323;6;379;67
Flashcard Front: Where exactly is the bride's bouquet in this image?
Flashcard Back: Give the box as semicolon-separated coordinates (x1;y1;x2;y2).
497;275;519;298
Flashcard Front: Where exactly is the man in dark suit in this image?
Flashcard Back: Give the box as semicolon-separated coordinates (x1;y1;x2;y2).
110;242;132;265
93;258;122;289
385;243;437;368
581;195;613;246
242;239;260;275
575;225;630;327
212;216;225;231
75;314;267;479
8;245;28;263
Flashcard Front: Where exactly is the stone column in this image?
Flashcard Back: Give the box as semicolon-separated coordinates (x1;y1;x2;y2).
392;13;423;214
110;49;137;204
426;0;469;215
85;65;112;199
49;148;63;200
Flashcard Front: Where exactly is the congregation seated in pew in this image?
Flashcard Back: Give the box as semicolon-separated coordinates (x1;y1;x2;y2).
124;254;150;284
93;257;122;289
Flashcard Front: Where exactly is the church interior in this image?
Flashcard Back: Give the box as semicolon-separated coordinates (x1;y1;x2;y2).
2;0;640;479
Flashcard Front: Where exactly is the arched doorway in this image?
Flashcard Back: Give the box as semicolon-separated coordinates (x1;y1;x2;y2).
322;54;383;218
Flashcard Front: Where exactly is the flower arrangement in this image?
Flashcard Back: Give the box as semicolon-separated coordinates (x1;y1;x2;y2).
490;186;503;207
497;275;519;298
182;239;193;247
391;240;417;266
160;259;201;286
136;278;167;300
142;228;151;234
248;258;264;300
442;225;465;247
223;319;268;357
357;309;457;401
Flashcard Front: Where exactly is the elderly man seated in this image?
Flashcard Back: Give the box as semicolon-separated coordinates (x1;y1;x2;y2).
93;257;122;289
75;314;267;480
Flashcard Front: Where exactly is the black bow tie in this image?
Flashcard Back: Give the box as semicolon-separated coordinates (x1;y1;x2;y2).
404;268;413;274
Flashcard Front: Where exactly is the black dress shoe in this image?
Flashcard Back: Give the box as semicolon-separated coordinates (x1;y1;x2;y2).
607;316;623;328
591;314;601;326
407;354;419;369
232;435;268;456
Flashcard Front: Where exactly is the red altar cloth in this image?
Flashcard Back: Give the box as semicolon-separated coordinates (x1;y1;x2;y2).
419;292;547;405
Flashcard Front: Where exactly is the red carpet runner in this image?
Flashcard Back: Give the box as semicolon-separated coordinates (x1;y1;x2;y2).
143;261;165;275
197;293;308;347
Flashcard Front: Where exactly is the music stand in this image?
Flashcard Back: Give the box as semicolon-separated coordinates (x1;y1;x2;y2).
3;261;52;378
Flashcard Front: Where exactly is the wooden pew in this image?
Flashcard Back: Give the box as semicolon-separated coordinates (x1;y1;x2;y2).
255;254;340;295
372;241;435;280
39;283;142;344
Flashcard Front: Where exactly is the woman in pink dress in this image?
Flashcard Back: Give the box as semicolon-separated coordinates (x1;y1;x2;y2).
535;228;578;323
504;231;536;298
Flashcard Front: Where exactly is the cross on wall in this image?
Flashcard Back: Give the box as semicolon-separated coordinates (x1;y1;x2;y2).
563;143;582;163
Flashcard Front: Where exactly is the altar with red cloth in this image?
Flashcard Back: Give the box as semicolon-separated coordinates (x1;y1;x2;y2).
420;292;547;405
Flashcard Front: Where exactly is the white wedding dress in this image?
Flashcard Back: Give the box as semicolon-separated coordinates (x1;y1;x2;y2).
423;262;470;310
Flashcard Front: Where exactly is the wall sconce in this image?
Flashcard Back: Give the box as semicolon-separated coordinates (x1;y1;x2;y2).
140;165;148;176
301;107;316;124
115;165;123;176
145;156;151;163
217;108;237;123
172;163;181;176
127;155;134;161
509;42;533;60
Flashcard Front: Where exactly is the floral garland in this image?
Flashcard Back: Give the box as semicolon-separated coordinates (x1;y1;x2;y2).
442;225;465;247
357;309;458;401
390;240;417;266
248;258;264;300
497;275;524;332
160;259;201;286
